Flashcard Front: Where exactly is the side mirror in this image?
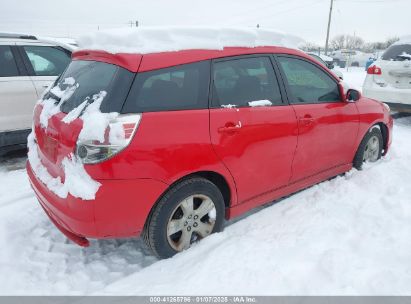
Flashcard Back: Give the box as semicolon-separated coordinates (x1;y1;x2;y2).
327;62;335;69
346;89;361;102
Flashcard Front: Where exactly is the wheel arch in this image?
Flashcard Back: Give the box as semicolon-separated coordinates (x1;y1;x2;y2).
368;122;389;155
376;122;389;155
143;170;234;233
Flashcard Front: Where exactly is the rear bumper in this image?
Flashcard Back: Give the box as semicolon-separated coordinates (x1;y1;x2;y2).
27;161;169;245
363;85;411;106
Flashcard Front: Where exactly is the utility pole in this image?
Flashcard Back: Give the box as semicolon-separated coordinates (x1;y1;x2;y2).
324;0;334;55
129;20;139;28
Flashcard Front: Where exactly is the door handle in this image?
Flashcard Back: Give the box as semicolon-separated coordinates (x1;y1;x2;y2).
218;121;242;134
299;116;315;126
298;116;315;127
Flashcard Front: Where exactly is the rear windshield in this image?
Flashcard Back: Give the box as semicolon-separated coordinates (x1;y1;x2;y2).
44;60;134;113
381;44;411;61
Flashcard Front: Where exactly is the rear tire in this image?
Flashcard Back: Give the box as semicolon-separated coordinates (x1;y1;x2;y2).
353;127;383;170
143;177;225;259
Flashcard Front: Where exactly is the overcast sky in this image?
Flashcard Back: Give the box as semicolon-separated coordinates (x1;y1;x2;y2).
0;0;409;45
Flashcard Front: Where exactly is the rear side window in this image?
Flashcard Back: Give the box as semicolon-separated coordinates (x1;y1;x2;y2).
44;60;134;113
212;57;282;107
122;61;210;113
381;44;411;61
23;46;71;76
278;56;340;104
0;46;19;77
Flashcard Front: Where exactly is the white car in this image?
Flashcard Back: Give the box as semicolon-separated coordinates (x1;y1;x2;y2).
307;53;344;80
0;33;74;150
363;39;411;112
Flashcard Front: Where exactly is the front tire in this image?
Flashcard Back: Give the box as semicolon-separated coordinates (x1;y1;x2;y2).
143;177;225;259
353;127;383;170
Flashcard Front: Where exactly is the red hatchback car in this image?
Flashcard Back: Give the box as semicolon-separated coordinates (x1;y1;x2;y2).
27;45;393;258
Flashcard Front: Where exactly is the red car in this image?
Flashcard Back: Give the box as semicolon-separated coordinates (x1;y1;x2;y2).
27;46;393;258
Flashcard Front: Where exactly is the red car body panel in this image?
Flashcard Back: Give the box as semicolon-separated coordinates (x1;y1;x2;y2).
27;158;169;239
290;102;360;182
209;106;298;204
27;46;393;246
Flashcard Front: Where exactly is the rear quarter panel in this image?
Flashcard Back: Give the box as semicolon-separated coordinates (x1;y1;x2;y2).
85;110;238;205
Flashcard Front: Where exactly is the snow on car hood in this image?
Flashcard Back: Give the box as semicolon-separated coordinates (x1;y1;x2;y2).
28;78;122;200
77;26;304;54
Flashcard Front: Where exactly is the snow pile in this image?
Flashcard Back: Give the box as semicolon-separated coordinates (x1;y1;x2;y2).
221;104;237;109
27;133;67;198
77;92;119;144
28;78;119;200
39;78;79;128
27;133;101;200
398;52;411;60
77;26;303;54
248;100;272;107
61;156;101;200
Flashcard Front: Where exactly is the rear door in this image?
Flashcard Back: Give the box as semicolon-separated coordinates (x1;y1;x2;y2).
276;55;359;183
209;55;298;205
18;44;71;95
0;44;38;135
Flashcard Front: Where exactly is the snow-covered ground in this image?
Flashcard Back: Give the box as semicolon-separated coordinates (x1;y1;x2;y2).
1;68;411;295
334;66;367;92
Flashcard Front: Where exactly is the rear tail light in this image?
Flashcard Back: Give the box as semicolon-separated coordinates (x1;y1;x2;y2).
367;65;382;75
76;114;141;164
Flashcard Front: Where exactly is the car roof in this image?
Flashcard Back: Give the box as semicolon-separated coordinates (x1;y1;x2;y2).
72;46;311;73
0;33;75;51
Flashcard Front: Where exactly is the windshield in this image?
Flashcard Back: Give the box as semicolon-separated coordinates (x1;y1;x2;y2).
43;60;134;113
308;54;326;66
381;44;411;61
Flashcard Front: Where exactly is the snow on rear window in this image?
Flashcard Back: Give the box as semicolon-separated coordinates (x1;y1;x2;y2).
77;26;303;54
382;44;411;61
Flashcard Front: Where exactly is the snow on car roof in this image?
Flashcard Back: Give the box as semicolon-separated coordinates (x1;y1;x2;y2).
77;26;303;54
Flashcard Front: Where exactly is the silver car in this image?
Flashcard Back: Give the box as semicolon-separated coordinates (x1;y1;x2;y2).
0;33;74;150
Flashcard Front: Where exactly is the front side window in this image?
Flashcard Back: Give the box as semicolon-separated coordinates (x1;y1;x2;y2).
212;57;282;107
0;46;19;77
278;56;340;104
23;46;71;76
122;60;210;113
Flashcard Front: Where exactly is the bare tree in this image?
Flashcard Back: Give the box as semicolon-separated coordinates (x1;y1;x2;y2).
331;34;364;50
330;35;345;50
300;42;321;52
346;35;364;50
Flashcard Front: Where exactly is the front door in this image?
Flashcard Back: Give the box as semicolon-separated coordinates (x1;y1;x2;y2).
209;55;298;205
19;44;71;96
276;55;359;183
0;45;38;134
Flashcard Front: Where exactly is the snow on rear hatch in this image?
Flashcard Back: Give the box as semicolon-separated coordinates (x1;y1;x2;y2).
28;60;137;200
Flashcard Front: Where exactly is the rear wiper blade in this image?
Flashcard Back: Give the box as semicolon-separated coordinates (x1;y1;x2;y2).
44;90;61;103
